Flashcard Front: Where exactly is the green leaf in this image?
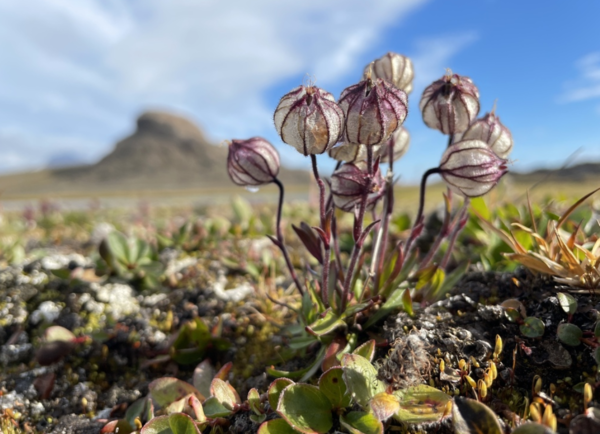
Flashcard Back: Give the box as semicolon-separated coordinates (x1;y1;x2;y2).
318;367;351;410
393;385;451;424
107;231;130;264
257;419;297;434
148;378;204;408
436;260;470;300
364;287;408;329
470;197;490;220
210;378;240;410
140;414;201;434
520;316;545;338
268;378;294;410
306;309;345;337
339;411;383;434
231;195;253;228
125;398;151;428
202;396;232;418
248;388;262;415
594;321;600;338
341;353;385;409
352;340;376;362
44;325;76;342
192;360;214;398
557;292;577;315
266;346;326;381
557;323;583;346
277;383;333;434
341;302;372;320
452;397;502;434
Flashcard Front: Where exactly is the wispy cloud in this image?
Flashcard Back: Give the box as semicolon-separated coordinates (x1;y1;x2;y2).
558;52;600;103
0;0;429;173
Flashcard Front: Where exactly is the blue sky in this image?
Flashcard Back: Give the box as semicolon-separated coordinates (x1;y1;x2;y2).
1;0;599;183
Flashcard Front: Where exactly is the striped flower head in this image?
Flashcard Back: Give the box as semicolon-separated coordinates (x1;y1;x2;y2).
227;137;280;186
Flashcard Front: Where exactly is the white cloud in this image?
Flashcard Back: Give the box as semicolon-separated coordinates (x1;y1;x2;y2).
558;52;600;103
0;0;435;174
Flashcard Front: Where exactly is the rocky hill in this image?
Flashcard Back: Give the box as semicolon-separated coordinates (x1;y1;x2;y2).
0;111;309;197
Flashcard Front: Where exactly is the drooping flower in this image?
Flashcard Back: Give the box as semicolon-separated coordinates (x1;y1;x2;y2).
227;137;280;186
438;139;508;198
420;72;480;135
339;77;408;146
462;109;513;158
274;85;344;155
376;126;410;163
366;52;414;94
328;143;382;163
330;161;385;212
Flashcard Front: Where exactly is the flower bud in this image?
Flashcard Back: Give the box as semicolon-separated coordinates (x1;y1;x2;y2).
365;52;414;94
274;85;344;155
328;143;382;163
330;162;384;212
462;110;513;158
339;77;408;146
419;72;480;135
227;137;280;186
438;139;507;198
376;126;410;163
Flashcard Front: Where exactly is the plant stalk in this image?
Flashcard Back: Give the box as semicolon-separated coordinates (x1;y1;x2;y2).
273;178;304;296
311;155;330;307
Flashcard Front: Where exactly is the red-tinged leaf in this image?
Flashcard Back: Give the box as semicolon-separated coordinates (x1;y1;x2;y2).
352;340;376;362
33;372;55;399
148;377;204;408
210;378;241;410
293;223;323;264
321;337;345;371
192;359;214;398
258;418;297;434
358;220;381;245
266;234;281;248
214;361;233;381
268;378;294;410
318;367;351;410
188;395;206;423
312;226;330;248
36;340;75;366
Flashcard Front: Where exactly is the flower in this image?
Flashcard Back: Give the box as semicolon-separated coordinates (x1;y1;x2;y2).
227;137;280;186
328;143;382;163
376;126;410;163
438;139;508;197
366;52;414;94
462;110;513;158
339;77;408;146
330;161;385;212
274;85;344;155
420;72;480;135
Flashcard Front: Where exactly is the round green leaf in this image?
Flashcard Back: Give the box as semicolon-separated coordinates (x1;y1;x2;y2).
557;292;577;315
277;383;333;434
341;353;385;409
339;411;383;434
202;396;232;418
520;316;545;338
452;397;502;434
257;419;297;434
268;378;294;410
148;378;204;408
511;422;555;434
318;367;351;410
557;322;582;346
140;414;201;434
210;378;240;409
352;339;376;362
369;392;399;422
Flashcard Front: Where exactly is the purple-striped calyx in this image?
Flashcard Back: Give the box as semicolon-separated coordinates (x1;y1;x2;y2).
439;139;508;198
330;162;385;212
366;52;414;94
339;77;408;147
274;85;344;156
420;71;480;135
227;137;280;186
377;126;410;163
462;109;513;159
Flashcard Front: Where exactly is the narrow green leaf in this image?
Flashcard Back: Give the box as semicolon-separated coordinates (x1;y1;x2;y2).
202;396;232;418
339;411;383;434
306;309;345;337
352;340;376;362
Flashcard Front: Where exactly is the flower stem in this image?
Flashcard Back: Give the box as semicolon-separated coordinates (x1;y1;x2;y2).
311;155;330;307
273;177;304;296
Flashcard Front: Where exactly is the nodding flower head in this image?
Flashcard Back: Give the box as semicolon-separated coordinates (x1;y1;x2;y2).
420;71;480;135
339;76;408;147
438;139;508;198
462;107;513;159
227;137;280;186
274;85;344;156
365;52;414;94
328;142;382;163
330;161;385;212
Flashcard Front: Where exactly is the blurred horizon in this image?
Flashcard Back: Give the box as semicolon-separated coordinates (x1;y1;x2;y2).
1;0;600;184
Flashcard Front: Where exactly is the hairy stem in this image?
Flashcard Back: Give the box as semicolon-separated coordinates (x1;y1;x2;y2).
273;178;304;296
311;155;330;307
440;199;470;269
